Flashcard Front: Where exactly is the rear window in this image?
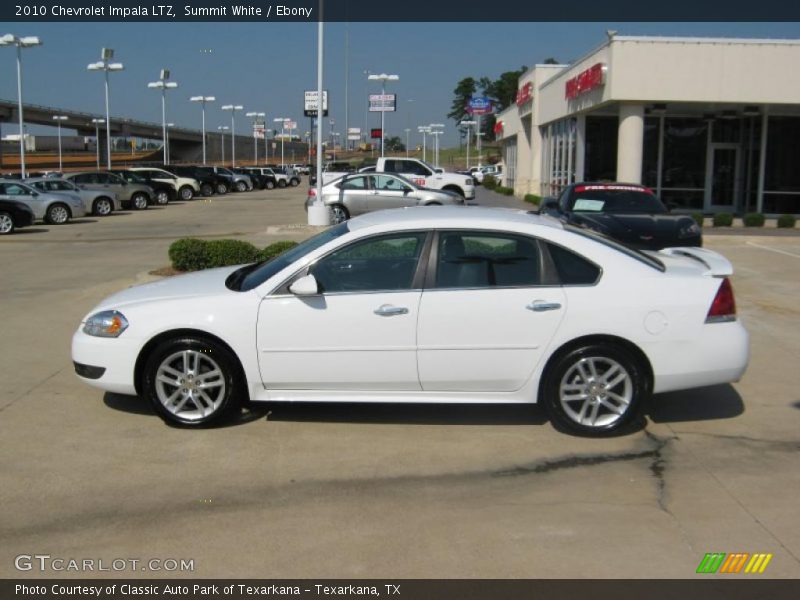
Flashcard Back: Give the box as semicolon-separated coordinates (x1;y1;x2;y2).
546;243;601;285
570;185;667;214
564;224;665;272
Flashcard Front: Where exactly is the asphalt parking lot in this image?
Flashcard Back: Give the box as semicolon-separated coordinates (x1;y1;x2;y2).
0;184;798;579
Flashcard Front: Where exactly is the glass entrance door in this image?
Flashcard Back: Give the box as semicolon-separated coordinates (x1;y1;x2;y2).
705;144;740;210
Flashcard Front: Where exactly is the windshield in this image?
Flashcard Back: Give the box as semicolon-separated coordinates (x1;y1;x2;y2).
570;186;667;214
228;223;350;292
119;172;145;183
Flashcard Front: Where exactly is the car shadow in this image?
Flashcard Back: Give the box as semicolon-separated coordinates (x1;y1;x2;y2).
11;227;50;235
69;219;98;225
647;384;745;423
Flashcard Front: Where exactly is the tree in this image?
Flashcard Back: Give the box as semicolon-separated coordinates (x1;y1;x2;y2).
448;77;477;125
483;66;527;112
384;136;405;152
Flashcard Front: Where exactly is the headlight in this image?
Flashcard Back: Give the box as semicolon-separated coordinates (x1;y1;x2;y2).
678;221;702;238
83;310;129;338
465;178;473;185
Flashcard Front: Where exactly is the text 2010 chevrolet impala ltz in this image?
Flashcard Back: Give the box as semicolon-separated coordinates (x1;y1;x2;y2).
71;207;749;435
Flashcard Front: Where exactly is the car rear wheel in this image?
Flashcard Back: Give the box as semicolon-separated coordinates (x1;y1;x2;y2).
179;185;194;201
143;336;242;427
290;178;300;187
216;182;228;195
543;343;646;436
131;192;149;210
265;180;275;190
200;182;214;197
278;180;287;188
330;204;349;224
93;197;113;216
155;190;170;205
235;181;247;193
0;212;14;235
45;203;70;225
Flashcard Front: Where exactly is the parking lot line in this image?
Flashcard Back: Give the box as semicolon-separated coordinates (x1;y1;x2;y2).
745;241;800;258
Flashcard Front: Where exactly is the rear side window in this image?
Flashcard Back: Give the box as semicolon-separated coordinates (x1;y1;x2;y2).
546;243;601;285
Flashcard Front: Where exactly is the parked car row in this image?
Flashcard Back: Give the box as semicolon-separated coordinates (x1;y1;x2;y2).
0;163;297;235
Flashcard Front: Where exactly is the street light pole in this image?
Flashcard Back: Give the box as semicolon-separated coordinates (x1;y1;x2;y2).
0;34;42;178
460;120;476;170
166;123;174;165
217;126;228;164
404;128;410;157
221;105;244;167
418;126;430;163
273;117;288;167
147;69;178;166
190;95;215;165
52;115;68;171
91;118;105;169
429;124;444;168
246;111;265;165
368;73;399;157
87;48;123;170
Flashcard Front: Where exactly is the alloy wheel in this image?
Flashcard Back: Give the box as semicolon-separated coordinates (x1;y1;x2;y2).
155;349;227;422
559;356;633;428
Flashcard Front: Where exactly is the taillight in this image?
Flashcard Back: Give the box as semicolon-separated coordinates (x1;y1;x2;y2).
307;188;316;198
706;277;736;323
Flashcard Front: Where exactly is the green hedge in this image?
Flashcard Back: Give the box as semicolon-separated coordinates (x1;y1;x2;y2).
713;212;734;227
777;214;796;229
169;238;299;272
743;213;765;227
524;194;541;206
691;213;704;227
482;175;497;190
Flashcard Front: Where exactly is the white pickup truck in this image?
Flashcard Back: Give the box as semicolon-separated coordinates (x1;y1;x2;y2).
317;157;475;199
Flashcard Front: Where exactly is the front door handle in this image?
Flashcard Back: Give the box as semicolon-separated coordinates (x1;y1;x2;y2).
527;301;562;312
374;304;409;316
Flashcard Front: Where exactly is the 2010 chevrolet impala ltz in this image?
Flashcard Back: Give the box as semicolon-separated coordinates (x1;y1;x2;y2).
71;207;749;435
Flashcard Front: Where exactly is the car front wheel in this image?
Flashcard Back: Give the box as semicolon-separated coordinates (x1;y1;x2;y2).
200;183;214;197
265;180;275;190
0;211;15;234
235;181;247;192
179;186;194;201
45;203;71;225
543;343;646;436
143;336;242;427
216;182;228;195
155;190;170;205
278;180;287;188
131;193;149;210
93;197;113;216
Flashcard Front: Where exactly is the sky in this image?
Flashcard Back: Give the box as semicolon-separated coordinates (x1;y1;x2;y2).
2;21;800;146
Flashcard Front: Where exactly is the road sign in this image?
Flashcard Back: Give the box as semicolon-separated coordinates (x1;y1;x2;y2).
369;94;396;112
285;121;297;130
370;128;383;139
467;96;493;115
304;90;329;117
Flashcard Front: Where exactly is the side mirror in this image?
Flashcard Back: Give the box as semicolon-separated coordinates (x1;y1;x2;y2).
542;198;559;211
435;168;444;174
289;274;319;296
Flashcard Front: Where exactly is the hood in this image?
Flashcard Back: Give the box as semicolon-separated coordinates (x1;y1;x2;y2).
91;265;241;313
571;212;699;249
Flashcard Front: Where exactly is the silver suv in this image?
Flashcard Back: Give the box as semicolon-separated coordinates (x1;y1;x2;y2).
64;171;152;211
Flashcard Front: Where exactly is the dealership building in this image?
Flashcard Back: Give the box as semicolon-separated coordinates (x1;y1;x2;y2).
494;35;800;214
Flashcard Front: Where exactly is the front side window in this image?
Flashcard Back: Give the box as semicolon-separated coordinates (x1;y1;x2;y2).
2;183;32;196
311;233;427;294
339;176;370;190
435;231;542;289
374;175;409;191
71;174;94;184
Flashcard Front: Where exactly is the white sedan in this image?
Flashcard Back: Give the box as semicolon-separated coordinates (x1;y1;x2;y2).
71;207;749;435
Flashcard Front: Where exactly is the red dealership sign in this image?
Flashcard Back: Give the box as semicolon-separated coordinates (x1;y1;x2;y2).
565;63;607;100
516;82;533;106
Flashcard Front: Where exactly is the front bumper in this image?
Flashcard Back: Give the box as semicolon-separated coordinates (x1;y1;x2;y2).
71;328;141;395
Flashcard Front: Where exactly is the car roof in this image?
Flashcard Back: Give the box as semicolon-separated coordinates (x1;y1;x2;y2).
347;206;564;232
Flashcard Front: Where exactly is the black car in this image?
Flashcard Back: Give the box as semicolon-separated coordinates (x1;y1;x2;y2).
236;168;278;190
167;165;226;196
193;166;238;194
541;182;702;250
0;198;36;235
109;170;176;205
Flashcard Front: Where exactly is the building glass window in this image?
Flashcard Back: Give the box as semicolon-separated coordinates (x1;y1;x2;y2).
763;116;800;214
660;117;707;210
642;117;660;188
584;116;617;182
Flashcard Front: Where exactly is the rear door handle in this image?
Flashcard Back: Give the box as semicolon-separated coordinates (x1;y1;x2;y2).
374;304;409;317
527;301;562;312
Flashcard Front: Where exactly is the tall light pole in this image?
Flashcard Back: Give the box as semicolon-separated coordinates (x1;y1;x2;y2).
217;125;228;165
460;120;476;170
91;118;105;169
1;34;42;178
363;69;371;147
418;125;431;163
221;104;243;167
273;117;288;167
147;70;178;166
368;73;399;156
189;95;215;165
246;111;265;165
430;123;444;168
404;128;411;157
52;115;68;171
87;48;123;170
166;123;175;165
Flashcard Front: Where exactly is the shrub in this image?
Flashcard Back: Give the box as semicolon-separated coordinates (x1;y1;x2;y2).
502;187;514;196
713;212;734;227
777;214;796;229
255;240;299;262
205;240;259;267
691;213;704;227
483;175;497;190
168;238;209;272
524;194;541;206
743;213;765;227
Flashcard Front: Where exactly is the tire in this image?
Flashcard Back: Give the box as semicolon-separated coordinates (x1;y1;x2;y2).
235;181;247;193
330;204;350;224
0;211;14;235
426;202;442;206
200;183;214;197
443;186;465;198
155;190;170;205
131;192;149;211
179;185;194;201
142;336;243;427
216;182;229;195
290;178;300;187
93;197;113;216
278;180;287;188
265;180;275;190
542;343;646;436
45;203;71;225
